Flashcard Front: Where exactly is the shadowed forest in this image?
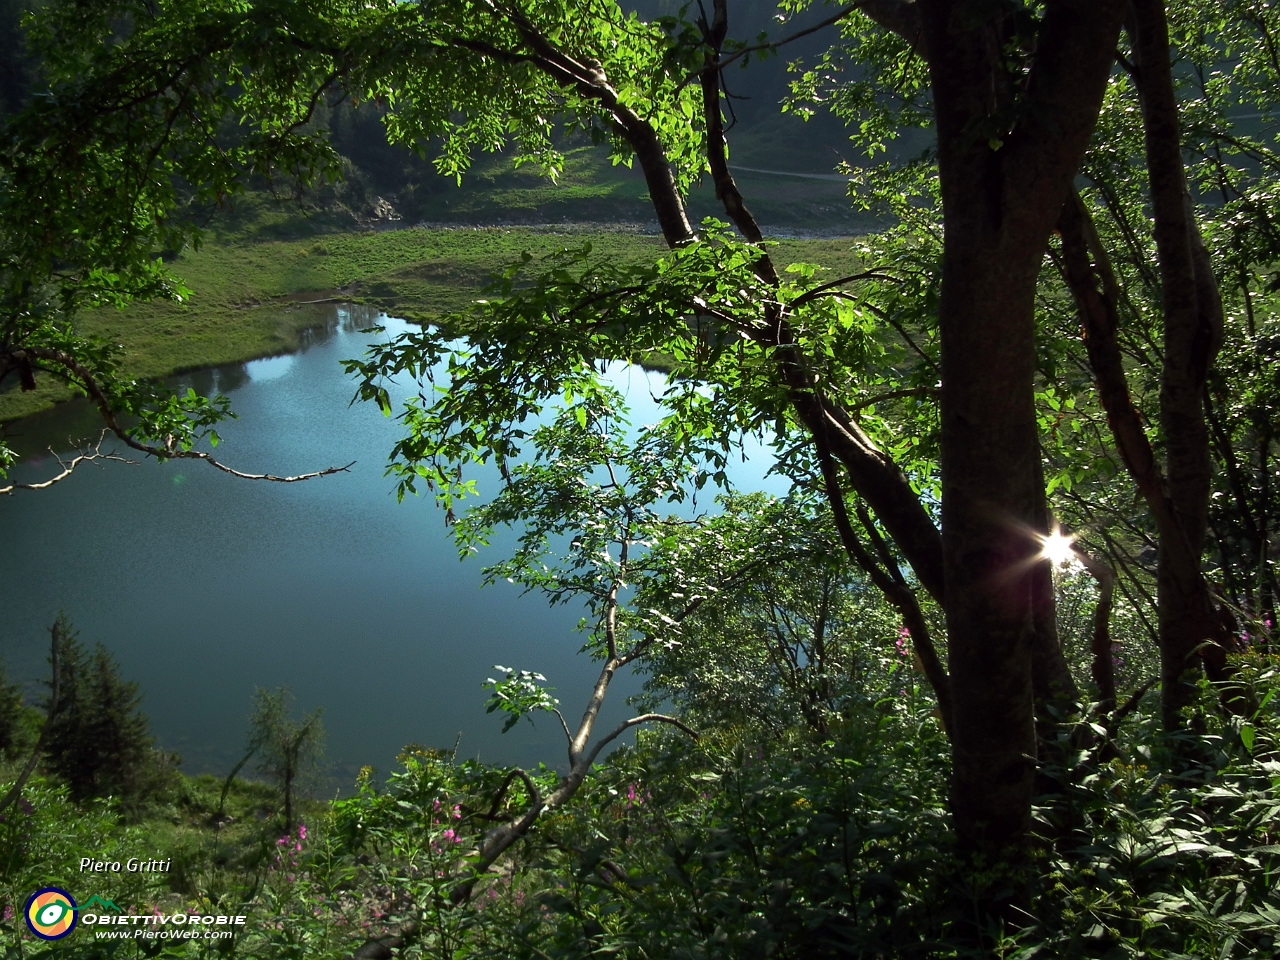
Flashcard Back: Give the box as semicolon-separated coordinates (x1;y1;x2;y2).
2;0;1279;957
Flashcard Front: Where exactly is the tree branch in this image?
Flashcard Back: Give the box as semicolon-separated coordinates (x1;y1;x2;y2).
22;348;354;482
681;4;866;87
788;270;904;309
849;386;938;411
581;713;698;769
477;767;541;822
859;0;927;59
813;428;952;731
0;433;136;495
1072;541;1117;712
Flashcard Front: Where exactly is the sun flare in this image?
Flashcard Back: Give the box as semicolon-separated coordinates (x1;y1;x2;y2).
1039;528;1078;568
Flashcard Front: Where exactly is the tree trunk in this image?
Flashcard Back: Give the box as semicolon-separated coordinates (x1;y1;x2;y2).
1128;0;1228;727
919;0;1124;855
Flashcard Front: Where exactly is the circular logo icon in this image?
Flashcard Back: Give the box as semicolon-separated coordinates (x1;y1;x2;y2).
25;887;78;940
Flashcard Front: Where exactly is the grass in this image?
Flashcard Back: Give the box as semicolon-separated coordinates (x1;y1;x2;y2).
1;220;867;423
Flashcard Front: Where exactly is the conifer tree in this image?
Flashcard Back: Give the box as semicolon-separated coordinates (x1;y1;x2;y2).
42;615;164;807
0;661;24;760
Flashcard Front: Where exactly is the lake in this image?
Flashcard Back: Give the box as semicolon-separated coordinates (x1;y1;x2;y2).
0;305;783;788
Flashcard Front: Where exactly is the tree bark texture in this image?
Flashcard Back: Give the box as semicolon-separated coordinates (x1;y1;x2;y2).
1128;0;1228;727
919;0;1123;852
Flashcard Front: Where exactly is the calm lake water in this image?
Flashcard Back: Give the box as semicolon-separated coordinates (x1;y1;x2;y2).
0;305;782;787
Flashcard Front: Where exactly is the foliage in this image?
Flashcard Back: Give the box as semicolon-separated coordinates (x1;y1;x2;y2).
485;668;560;735
637;492;930;738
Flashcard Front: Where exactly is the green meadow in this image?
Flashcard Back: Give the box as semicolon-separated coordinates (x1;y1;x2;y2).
0;223;864;422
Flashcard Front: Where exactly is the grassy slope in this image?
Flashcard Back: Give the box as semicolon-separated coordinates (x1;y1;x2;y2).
0;224;865;422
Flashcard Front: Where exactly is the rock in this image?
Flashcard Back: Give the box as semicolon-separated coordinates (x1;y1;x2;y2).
370;197;401;221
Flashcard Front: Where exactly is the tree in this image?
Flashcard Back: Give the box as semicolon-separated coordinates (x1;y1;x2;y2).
337;0;1119;862
0;660;25;761
637;493;915;740
41;615;171;809
247;687;325;835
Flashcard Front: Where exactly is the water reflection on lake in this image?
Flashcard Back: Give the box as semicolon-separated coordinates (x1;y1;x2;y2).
0;304;782;787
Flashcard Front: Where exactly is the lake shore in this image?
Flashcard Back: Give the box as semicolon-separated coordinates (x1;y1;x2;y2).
0;225;863;424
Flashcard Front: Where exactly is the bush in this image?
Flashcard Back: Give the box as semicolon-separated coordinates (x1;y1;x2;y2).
0;777;161;951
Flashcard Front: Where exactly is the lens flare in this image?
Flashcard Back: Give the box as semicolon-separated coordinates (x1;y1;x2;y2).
1039;528;1079;569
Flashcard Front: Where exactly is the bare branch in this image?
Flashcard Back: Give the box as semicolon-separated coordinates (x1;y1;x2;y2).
814;431;952;732
849;386;938;411
477;767;541;822
552;708;573;745
1;433;136;495
22;348;354;482
569;650;622;765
